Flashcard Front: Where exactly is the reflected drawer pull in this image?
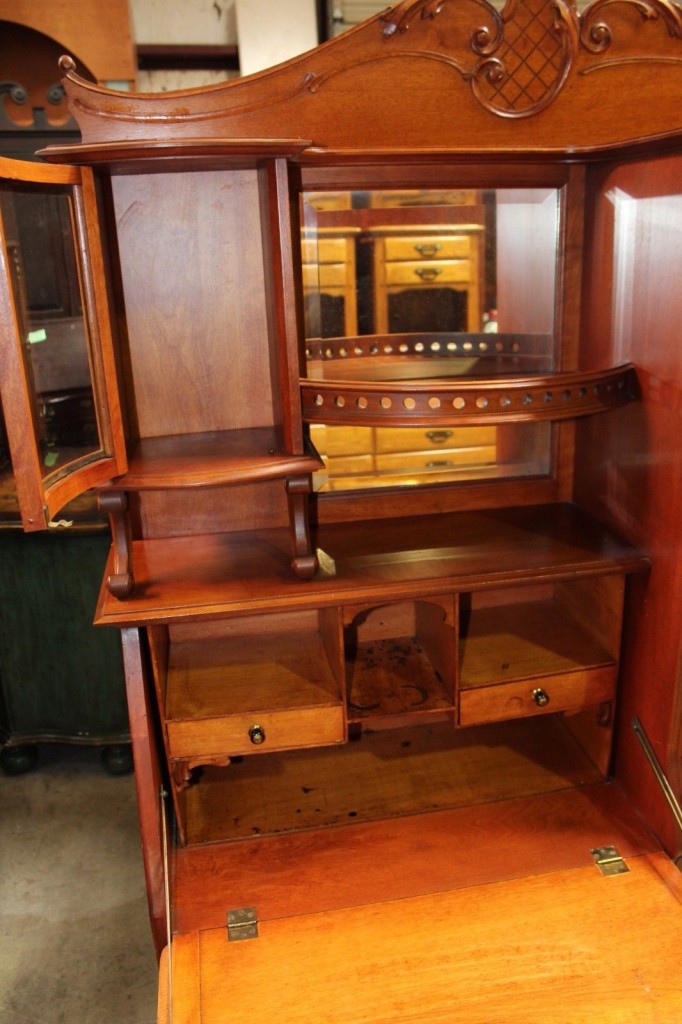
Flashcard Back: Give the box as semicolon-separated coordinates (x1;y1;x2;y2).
531;688;550;707
414;267;442;281
426;430;453;444
414;243;441;257
249;724;266;745
426;460;454;468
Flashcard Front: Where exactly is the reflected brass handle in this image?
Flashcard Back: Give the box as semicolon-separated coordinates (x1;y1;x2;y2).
414;243;441;257
249;724;266;745
531;688;550;707
414;267;442;281
426;460;454;468
426;430;453;444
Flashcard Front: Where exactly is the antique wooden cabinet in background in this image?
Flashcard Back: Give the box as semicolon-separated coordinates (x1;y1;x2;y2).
1;0;681;1019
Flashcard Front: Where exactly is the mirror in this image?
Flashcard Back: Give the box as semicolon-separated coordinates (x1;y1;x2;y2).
0;185;103;485
300;186;559;490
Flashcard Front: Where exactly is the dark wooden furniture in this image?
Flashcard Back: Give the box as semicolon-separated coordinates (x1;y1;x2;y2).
1;1;681;1018
0;519;130;775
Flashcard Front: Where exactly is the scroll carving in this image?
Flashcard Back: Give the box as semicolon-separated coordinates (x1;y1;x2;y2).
52;0;682;144
383;0;579;119
581;0;682;54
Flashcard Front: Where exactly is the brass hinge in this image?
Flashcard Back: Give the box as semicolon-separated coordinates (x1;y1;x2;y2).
591;845;629;877
227;906;259;942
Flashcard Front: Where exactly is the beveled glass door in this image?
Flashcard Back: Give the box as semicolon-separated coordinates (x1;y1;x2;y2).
0;155;126;530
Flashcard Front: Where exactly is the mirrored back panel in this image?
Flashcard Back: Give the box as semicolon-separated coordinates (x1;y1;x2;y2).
300;186;560;492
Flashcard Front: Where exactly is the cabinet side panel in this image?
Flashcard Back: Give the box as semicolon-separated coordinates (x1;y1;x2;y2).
577;154;682;854
111;170;273;437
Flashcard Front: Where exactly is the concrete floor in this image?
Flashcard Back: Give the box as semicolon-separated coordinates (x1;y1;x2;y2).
0;744;158;1024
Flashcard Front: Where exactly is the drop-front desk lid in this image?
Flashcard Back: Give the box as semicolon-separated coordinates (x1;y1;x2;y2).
157;778;682;1024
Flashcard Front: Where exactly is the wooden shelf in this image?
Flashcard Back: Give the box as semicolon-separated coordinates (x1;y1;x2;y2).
347;636;453;722
40;135;314;172
181;717;605;845
156;609;344;766
94;503;649;626
305;332;553;371
301;364;639;427
99;427;321;490
459;599;615;690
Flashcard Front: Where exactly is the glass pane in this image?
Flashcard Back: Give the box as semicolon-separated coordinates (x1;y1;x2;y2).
0;184;103;485
301;187;559;375
301;186;559;491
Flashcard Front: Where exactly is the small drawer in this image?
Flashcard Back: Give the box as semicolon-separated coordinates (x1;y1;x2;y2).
167;704;345;759
370;189;478;208
325;453;375;475
164;613;345;760
301;237;350;264
383;235;471;262
375;446;496;473
323;424;374;457
304;192;352;212
458;666;617;727
302;262;348;288
374;425;497;454
384;260;471;286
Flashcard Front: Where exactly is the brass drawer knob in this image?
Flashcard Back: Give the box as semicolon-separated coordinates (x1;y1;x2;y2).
414;266;442;281
249;724;266;745
531;688;550;707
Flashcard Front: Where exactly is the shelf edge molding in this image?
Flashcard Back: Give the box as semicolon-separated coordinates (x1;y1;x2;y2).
301;364;638;427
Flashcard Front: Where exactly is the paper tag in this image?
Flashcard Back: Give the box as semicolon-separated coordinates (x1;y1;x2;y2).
28;329;47;344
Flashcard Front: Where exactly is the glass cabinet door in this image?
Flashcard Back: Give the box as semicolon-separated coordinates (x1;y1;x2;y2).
0;156;126;531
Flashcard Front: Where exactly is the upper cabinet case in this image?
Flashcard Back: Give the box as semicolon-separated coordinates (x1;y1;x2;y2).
1;2;682;1021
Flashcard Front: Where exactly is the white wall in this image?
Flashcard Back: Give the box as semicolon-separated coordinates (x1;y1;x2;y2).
128;0;319;90
235;0;318;76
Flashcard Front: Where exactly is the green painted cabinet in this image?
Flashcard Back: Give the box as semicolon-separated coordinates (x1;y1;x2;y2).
0;527;130;772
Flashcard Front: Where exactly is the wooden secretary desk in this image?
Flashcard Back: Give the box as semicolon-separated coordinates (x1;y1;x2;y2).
1;1;682;1019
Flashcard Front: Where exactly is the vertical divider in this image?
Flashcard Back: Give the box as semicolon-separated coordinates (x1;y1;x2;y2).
319;604;348;739
258;157;306;455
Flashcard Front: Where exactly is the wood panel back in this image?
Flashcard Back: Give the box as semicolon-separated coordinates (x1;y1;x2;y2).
111;169;273;439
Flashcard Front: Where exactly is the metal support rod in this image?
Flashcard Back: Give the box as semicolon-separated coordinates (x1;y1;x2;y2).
632;717;682;834
160;787;173;1024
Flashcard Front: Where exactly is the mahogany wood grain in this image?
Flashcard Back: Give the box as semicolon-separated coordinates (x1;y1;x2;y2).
164;628;345;760
161;852;682;1024
119;628;167;957
134;478;291;539
170;780;659;933
110;169;274;440
576;152;682;853
50;4;682;154
458;594;617;689
258;158;306;453
93;504;648;627
181;717;604;845
98;428;321;490
459;668;616;726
